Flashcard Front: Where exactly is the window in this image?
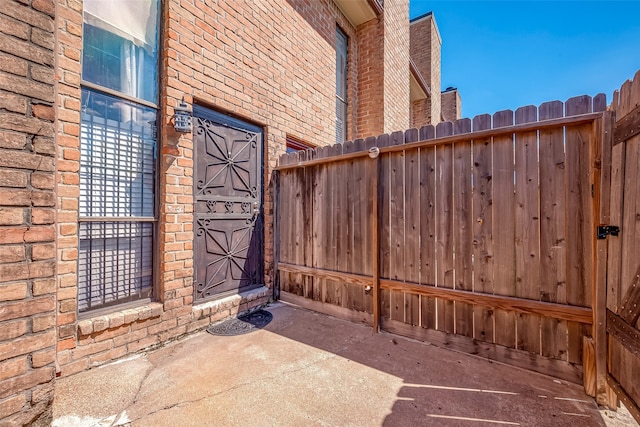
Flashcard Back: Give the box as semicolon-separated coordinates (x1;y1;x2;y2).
336;27;348;144
79;0;159;312
286;136;315;154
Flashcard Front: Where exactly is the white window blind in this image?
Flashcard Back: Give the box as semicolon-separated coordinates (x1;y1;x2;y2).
78;222;153;311
336;27;348;144
78;88;156;312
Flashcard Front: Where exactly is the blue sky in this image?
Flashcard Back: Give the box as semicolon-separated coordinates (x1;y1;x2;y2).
409;1;640;119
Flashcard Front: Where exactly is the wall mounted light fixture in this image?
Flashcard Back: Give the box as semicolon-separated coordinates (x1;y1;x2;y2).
173;98;192;133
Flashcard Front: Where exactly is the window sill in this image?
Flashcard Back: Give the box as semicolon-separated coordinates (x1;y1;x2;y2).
77;302;164;336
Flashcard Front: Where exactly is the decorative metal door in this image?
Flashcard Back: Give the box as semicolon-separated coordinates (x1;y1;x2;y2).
193;106;263;301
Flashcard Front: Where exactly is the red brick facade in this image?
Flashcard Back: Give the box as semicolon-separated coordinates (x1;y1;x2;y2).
441;87;462;122
0;0;57;424
410;12;442;125
0;0;454;423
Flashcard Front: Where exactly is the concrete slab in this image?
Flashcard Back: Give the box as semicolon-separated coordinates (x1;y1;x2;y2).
53;303;615;426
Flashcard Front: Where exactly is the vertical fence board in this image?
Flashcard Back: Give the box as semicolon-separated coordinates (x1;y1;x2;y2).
607;143;625;313
302;151;314;299
378;134;392;319
389;131;406;322
594;111;612;403
492;110;517;348
297;153;307;296
351;139;367;312
436;122;454;333
364;136;377;314
324;144;341;306
472;114;495;343
538;101;569;360
514;105;542;354
279;167;292;294
342;141;356;311
565;95;594;365
405;129;421;325
621;136;640;317
453;119;474;337
419;125;437;329
312;150;326;302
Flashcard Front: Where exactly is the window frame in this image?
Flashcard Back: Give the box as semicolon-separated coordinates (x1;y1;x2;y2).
286;135;316;153
78;0;162;315
336;25;349;144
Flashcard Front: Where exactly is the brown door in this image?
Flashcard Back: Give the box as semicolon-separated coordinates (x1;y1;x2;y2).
193;106;263;301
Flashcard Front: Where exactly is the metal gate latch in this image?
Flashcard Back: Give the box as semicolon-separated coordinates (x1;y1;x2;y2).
597;225;620;239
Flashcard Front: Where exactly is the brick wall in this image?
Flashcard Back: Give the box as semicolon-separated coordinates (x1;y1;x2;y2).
382;0;410;133
410;12;441;125
355;0;410;138
55;0;82;369
441;88;462;122
355;17;385;138
52;0;374;377
410;98;431;129
0;0;57;425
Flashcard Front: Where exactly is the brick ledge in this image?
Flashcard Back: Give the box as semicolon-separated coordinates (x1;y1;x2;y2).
77;302;164;336
192;286;270;320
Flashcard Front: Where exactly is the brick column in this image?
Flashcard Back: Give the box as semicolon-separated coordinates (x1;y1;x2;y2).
410;12;442;125
0;0;58;424
54;0;83;372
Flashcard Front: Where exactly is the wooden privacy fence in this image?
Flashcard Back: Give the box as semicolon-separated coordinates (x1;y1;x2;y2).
274;72;640;421
275;93;607;383
604;70;640;422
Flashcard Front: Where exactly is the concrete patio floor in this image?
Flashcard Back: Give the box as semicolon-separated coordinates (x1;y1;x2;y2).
53;303;619;426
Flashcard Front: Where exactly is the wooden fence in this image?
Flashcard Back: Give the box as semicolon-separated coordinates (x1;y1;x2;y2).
604;70;640;422
275;94;607;386
274;72;640;422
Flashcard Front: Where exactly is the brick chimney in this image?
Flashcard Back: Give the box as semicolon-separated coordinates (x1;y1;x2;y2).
441;87;462;122
410;12;441;125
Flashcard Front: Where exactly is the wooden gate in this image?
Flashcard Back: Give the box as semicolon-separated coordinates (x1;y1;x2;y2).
275;95;606;386
275;75;640;422
604;71;640;422
192;106;264;302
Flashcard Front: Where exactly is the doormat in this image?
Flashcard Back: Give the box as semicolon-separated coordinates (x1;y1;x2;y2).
206;309;273;336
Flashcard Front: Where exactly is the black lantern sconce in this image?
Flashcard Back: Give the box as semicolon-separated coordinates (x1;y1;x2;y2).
173;98;192;133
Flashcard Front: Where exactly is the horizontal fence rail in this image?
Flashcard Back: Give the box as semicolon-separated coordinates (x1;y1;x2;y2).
275;94;607;384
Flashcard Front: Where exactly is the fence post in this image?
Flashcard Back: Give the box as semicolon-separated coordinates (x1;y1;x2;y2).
373;155;381;332
273;169;281;301
594;110;614;405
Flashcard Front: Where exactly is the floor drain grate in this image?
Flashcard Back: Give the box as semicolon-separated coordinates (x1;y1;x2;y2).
206;309;273;336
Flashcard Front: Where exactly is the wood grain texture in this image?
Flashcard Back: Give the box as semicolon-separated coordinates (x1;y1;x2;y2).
607;375;640;426
380;279;592;324
453;118;473;337
388;131;405;323
404;129;421;326
419;125;437;330
583;336;596;397
539;100;569;360
435;122;454;333
381;318;583;385
607;310;640;358
273;105;608;385
492;109;517;348
514;105;541;354
594;112;614;404
565;96;594;365
275;113;602;171
378;133;391;319
471;114;495;343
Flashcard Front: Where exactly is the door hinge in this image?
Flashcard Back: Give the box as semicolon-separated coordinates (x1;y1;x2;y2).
597;225;620;239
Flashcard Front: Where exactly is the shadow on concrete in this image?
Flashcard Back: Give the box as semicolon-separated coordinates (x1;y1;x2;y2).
263;303;604;427
53;303;605;426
